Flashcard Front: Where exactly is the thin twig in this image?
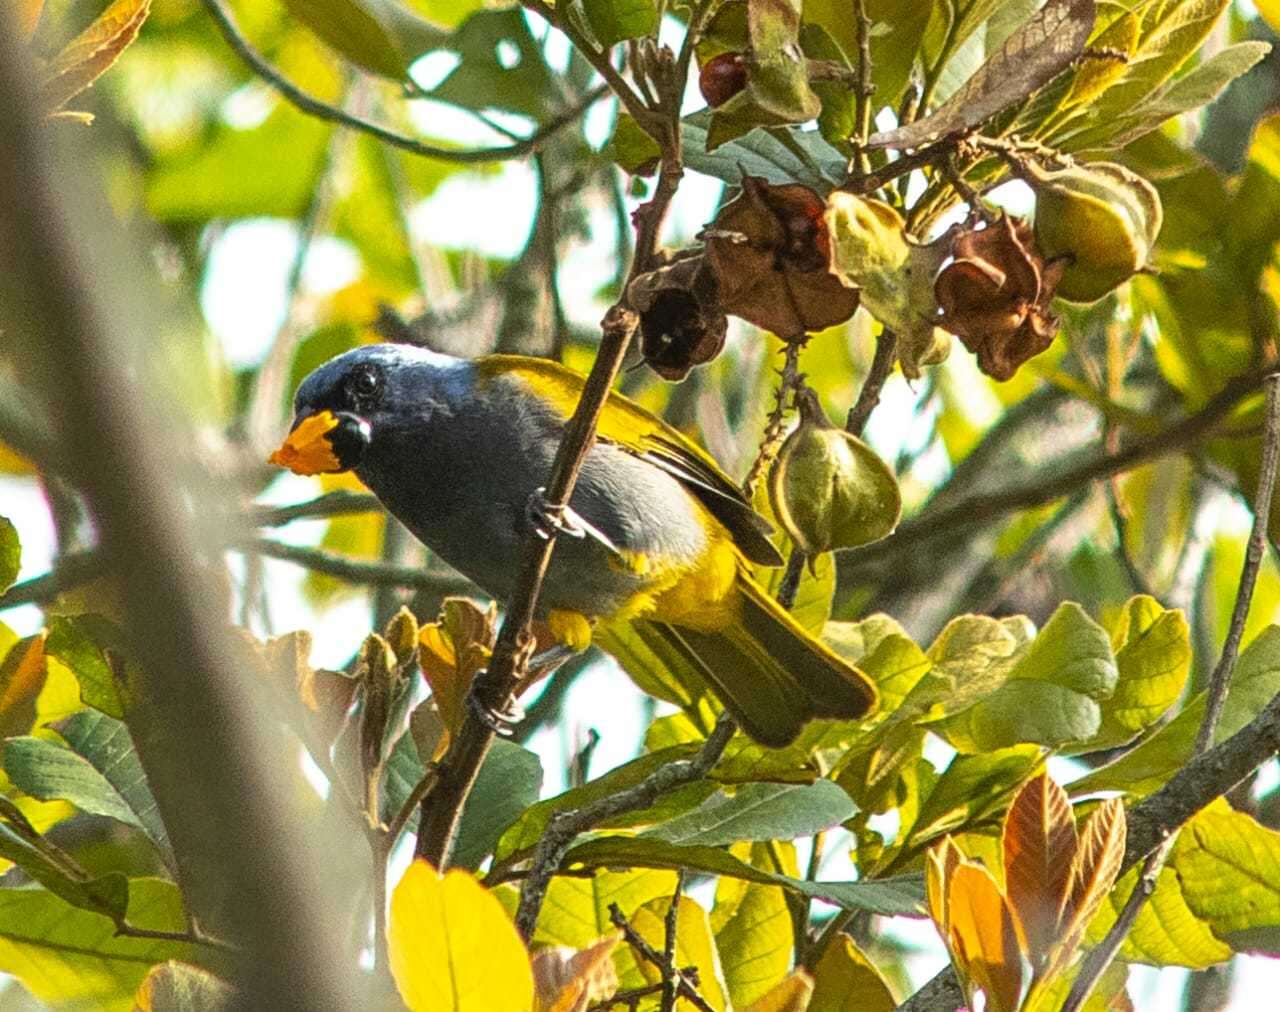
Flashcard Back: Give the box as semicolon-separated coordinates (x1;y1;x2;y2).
609;904;716;1012
741;339;806;499
660;871;686;1012
850;0;875;176
249;490;383;527
776;548;807;611
1061;372;1280;1012
513;715;735;940
0;548;105;610
846;328;898;436
236;538;473;594
200;0;605;164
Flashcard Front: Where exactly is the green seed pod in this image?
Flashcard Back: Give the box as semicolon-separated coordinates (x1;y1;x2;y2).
768;387;901;555
1027;160;1162;304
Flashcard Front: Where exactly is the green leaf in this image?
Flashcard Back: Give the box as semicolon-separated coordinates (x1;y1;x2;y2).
641;780;855;847
44;615;126;719
1059;40;1271;151
0;878;186;1012
4;737;147;838
494;744;708;863
603;113;662;175
1084;595;1190;749
134;960;234;1011
903;745;1044;850
810;934;896;1011
824;614;932;715
582;0;657;47
428;9;557;119
451;740;542;871
564;836;926;916
1087;861;1231;968
681;111;845;190
532;867;679;948
715;871;790;1007
0;820;129;921
53;710;172;867
1174;804;1280;954
1071;625;1280;796
282;0;445;79
0;518;17;595
924;603;1117;752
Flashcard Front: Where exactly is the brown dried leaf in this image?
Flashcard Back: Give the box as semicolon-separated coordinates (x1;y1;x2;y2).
532;934;621;1012
1002;773;1077;969
41;0;151;115
262;630;357;746
704;176;859;337
867;0;1096;149
947;862;1025;1012
934;215;1063;381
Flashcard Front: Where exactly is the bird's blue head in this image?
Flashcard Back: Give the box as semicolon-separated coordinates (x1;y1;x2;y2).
269;343;469;476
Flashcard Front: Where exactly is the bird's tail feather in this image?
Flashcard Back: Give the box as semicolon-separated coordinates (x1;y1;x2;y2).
641;578;877;747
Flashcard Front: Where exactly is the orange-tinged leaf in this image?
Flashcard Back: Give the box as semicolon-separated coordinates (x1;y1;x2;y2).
133;959;234;1010
419;598;496;758
809;935;894;1011
40;0;151;114
18;0;44;41
744;970;813;1012
1002;773;1076;966
388;859;534;1012
1056;798;1126;973
947;863;1024;1012
0;633;47;737
531;934;620;1012
926;837;963;937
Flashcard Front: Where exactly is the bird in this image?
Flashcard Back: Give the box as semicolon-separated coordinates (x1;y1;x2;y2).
268;342;877;746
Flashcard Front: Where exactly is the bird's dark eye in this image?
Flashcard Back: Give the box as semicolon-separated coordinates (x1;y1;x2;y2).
346;364;383;407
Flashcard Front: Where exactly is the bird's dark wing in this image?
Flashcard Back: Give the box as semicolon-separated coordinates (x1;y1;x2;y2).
478;355;785;567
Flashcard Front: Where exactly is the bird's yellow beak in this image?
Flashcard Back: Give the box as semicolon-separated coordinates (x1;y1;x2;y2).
268;410;344;476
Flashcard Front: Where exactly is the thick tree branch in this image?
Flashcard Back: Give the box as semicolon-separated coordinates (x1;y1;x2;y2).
1063;372;1280;1012
200;0;606;164
846;368;1272;578
0;16;360;1006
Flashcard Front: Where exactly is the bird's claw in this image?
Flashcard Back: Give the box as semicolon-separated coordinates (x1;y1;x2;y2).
526;487;586;541
467;681;524;737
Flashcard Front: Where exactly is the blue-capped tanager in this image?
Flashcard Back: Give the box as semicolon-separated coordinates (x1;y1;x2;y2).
269;344;877;746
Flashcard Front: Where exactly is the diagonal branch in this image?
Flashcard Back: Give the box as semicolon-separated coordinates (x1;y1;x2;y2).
200;0;606;164
1061;371;1280;1012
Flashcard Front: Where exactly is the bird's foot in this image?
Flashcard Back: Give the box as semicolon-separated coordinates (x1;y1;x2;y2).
526;487;586;541
466;681;525;737
525;488;621;555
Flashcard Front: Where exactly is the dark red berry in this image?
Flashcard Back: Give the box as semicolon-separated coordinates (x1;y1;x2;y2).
699;52;748;108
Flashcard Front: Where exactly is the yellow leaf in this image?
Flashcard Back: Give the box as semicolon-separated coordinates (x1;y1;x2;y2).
133;959;234;1010
388;859;534;1012
1002;773;1077;965
1260;1;1280;35
946;862;1024;1012
809;935;894;1011
418;598;497;758
745;970;813;1012
531;934;620;1012
41;0;151;114
925;836;963;938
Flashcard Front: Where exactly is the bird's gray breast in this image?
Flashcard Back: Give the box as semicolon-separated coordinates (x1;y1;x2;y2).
357;373;711;616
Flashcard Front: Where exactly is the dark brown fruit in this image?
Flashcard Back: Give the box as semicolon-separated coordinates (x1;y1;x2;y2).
699;52;748;108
